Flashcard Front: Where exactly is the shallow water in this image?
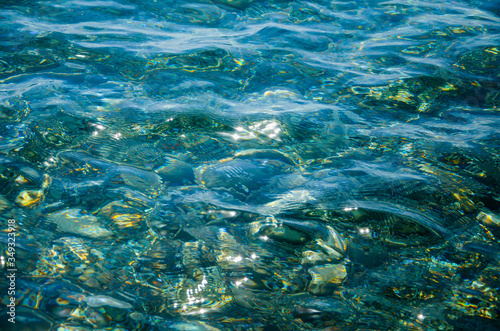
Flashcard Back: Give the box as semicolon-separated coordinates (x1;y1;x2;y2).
1;0;500;330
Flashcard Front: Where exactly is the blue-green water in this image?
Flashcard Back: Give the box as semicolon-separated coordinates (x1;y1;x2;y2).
1;0;500;330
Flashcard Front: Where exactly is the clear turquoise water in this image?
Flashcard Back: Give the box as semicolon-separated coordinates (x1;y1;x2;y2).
1;0;500;330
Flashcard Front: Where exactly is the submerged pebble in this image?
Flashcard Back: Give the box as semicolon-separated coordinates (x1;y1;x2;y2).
57;151;162;193
15;174;52;208
47;208;114;238
201;158;290;197
307;264;347;295
86;295;133;309
155;157;195;185
477;211;500;227
200;150;294;199
261;224;311;245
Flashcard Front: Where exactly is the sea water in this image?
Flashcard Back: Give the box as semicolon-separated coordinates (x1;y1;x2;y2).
1;0;500;330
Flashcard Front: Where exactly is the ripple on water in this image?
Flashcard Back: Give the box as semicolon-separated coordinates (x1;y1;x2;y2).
1;0;500;329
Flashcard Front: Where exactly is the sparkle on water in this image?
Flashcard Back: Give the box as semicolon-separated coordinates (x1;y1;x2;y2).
1;0;500;330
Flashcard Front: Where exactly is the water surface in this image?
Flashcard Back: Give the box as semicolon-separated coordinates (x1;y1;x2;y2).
1;0;500;330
